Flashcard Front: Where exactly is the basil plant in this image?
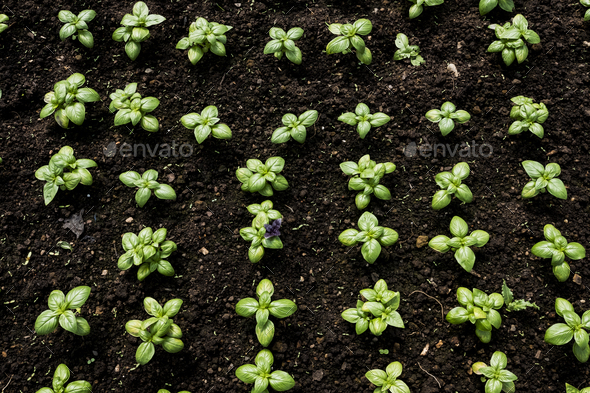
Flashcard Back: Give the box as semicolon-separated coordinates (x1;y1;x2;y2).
545;298;590;363
125;297;184;365
408;0;444;19
34;286;91;336
111;83;160;132
35;146;97;205
340;154;396;210
326;19;372;65
508;96;548;138
236;157;289;196
112;1;166;61
176;17;232;64
236;349;295;393
432;162;473;210
425;101;471;136
567;383;590;393
58;9;96;48
236;279;297;347
532;224;586;282
446;287;503;343
338;212;399;264
240;216;283;263
338;103;391;139
118;227;178;281
0;15;8;34
36;363;92;393
341;279;404;336
429;216;490;272
521;160;567;200
180;105;232;143
479;0;514;15
40;73;100;128
394;33;424;66
271;110;318;144
264;27;304;65
472;351;518;393
247;200;283;229
582;0;590;21
365;362;410;393
119;169;177;208
487;14;540;66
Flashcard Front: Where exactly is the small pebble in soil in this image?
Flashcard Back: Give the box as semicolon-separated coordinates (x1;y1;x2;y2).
125;217;133;223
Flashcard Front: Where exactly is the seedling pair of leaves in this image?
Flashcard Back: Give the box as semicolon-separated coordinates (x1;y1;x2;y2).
112;1;166;60
341;279;404;336
271;110;318;144
110;83;160;132
567;383;590;393
432;162;473;210
429;216;489;272
181;105;232;144
582;0;590;21
264;27;304;65
502;280;539;312
531;224;585;282
365;362;410;393
446;287;503;343
339;212;399;264
338;104;391;139
119;169;177;207
35;286;91;336
521;161;567;200
240;217;283;263
125;297;184;365
236;157;289;196
508;96;548;138
472;351;518;393
118;227;178;281
479;0;514;15
0;15;8;34
340;155;396;210
176;17;232;64
545;298;590;363
425;102;471;135
326;19;372;64
36;363;92;393
35;146;97;205
488;14;540;66
408;0;444;19
235;279;297;347
235;349;295;393
58;9;96;48
393;33;424;66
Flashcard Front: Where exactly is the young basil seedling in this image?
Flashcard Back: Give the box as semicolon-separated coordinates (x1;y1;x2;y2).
545;298;590;363
34;286;91;336
118;227;178;281
487;14;540;66
338;104;390;139
339;212;399;264
446;287;503;343
472;351;518;393
429;216;489;272
432;162;473;210
531;224;585;282
365;361;410;393
110;83;160;132
521;161;567;200
271;110;318;144
340;154;396;210
247;200;283;228
240;217;283;263
508;96;548;138
40;73;100;128
112;1;166;61
181;105;232;144
408;0;444;19
125;297;184;365
502;279;539;312
236;349;295;393
236;279;297;347
119;169;177;207
326;19;373;65
58;10;96;48
36;363;92;393
479;0;514;15
582;0;590;21
176;17;232;64
264;27;304;64
567;383;590;393
393;33;424;66
425;101;471;136
236;157;289;196
342;279;404;336
35;146;97;205
0;15;9;34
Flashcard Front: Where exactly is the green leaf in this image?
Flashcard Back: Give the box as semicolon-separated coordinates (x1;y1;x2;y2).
144;297;163;317
357;121;372;139
265;157;285;173
545;323;574;345
268;370;295;391
339;228;359;246
369;113;390;127
501;47;516;66
65;286;91;308
262;236;283;250
248;245;265;263
365;369;387;386
446;307;469;324
455;246;476;272
428;235;451;253
470;230;490;247
358;212;378;231
236;297;259;317
565;243;586;260
125;40;141;61
547;178;567;199
439;117;455;136
450;216;469;237
361;239;381;264
269;299;297;318
326;36;350;54
35;310;59;335
575;329;589;348
378;228;398;247
432;190;451;210
59;310;78;333
353;19;372;35
573;342;590;363
490;351;508;369
235;364;259;384
299;110;318;127
43;182;60;205
136;342;155;365
145;14;166;27
255;320;275;347
373;185;391;200
65;102;85;125
285;46;302;64
154;184;176;200
531;241;554;259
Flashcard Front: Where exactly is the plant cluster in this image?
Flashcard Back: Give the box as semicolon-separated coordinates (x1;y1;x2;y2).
431;162;473;210
34;286;91;336
271;110;318;144
521;161;567;200
338;212;399;264
35;146;97;205
365;362;410;393
264;27;304;64
340;155;396;210
425;101;471;135
408;0;444;19
125;297;184;365
112;1;166;60
341;279;404;336
181;105;232;144
247;200;283;228
502;280;539;312
40;73;100;128
58;9;96;48
235;279;297;347
532;224;585;282
393;33;424;66
338;103;390;139
479;0;514;15
0;14;8;34
235;349;295;393
119;169;177;207
429;216;490;272
36;363;92;393
446;287;504;343
488;14;540;66
545;298;590;363
508;96;548;138
236;157;289;196
472;351;518;393
326;19;373;65
240;216;283;263
117;227;178;281
176;17;232;64
109;83;160;132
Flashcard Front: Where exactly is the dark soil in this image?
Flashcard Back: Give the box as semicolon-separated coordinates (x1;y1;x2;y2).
2;0;590;392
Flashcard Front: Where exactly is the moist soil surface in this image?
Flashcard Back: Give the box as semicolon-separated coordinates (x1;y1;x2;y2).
1;0;590;392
